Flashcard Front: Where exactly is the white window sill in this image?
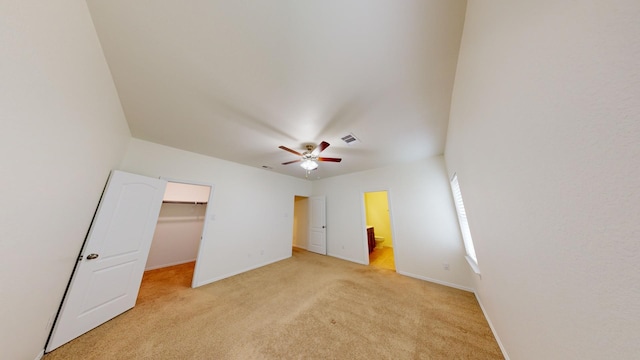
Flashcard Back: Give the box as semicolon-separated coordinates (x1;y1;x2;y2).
465;255;481;275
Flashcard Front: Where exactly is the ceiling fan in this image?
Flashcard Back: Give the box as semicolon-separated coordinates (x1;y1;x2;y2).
279;141;342;171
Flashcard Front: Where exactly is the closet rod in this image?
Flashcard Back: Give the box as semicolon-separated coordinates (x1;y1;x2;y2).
162;200;208;205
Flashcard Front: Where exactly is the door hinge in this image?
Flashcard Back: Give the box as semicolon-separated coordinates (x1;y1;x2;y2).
78;255;83;261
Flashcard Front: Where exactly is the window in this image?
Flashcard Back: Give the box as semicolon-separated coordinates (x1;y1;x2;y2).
450;173;480;274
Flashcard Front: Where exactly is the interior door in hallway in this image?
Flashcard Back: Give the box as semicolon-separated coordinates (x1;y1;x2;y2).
46;170;166;352
308;195;326;255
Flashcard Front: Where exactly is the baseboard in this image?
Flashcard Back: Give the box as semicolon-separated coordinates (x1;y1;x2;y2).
474;292;510;360
327;252;367;265
325;254;472;292
292;244;307;250
145;258;197;271
396;270;474;292
194;255;290;287
34;349;44;360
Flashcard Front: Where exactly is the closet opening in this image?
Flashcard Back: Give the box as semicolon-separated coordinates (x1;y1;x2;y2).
136;181;212;305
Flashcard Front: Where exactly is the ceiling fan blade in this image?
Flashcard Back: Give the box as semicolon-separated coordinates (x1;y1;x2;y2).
282;159;302;165
317;157;342;162
311;141;330;156
279;145;302;156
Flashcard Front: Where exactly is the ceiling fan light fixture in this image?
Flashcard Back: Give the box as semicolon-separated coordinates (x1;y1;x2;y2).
300;159;318;170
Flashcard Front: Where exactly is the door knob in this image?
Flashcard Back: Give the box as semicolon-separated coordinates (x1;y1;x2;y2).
86;254;99;260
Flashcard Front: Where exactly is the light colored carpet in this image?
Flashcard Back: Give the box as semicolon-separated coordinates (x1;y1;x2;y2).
44;248;503;359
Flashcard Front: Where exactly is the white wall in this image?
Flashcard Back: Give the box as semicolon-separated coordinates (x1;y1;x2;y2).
120;139;312;286
312;156;472;290
292;196;309;249
0;1;131;359
445;1;640;359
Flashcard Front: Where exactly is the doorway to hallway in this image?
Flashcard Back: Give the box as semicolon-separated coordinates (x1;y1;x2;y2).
292;195;327;255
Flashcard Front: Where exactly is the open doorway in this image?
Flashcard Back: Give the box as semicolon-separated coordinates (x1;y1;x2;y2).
364;190;395;271
292;196;309;251
137;181;212;305
292;195;327;255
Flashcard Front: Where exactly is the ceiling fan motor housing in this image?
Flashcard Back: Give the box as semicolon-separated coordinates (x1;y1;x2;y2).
279;141;341;167
302;144;317;159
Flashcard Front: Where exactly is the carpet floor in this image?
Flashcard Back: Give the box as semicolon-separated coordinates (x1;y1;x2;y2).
43;248;503;359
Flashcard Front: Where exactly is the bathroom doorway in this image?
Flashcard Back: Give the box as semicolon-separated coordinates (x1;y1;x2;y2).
364;190;395;271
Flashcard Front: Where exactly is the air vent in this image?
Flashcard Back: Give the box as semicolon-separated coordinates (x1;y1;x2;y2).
341;133;360;145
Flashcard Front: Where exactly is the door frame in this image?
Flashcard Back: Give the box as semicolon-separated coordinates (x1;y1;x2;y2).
159;177;215;288
361;188;398;269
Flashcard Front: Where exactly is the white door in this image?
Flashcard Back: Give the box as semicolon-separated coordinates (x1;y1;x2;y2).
308;196;326;255
46;171;166;352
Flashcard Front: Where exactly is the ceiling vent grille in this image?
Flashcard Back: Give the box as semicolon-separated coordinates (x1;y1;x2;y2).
341;133;360;145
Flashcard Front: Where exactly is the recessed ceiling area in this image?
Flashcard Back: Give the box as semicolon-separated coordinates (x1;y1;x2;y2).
86;0;467;180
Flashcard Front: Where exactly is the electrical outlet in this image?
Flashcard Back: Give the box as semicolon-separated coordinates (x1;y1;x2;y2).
443;263;450;270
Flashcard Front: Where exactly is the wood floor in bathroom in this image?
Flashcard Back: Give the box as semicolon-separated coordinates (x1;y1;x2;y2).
369;246;395;270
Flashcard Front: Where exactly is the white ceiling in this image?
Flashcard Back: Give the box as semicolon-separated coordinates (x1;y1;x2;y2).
86;0;467;180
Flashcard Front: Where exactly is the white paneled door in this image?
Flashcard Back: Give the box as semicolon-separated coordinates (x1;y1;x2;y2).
46;171;166;352
307;196;326;255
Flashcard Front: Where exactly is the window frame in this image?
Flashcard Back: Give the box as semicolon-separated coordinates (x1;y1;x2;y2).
450;173;480;274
